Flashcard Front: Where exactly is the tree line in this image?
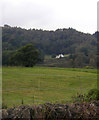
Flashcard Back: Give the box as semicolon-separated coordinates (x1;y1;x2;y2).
2;25;98;68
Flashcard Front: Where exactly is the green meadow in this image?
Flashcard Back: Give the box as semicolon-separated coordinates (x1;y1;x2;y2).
2;66;97;108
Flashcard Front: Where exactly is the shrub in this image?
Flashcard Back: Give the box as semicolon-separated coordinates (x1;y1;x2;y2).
84;66;94;69
86;88;99;101
2;103;8;109
72;93;87;102
72;89;99;102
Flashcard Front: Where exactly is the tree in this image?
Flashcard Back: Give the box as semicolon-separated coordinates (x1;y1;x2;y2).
2;50;16;66
10;44;41;67
74;53;86;67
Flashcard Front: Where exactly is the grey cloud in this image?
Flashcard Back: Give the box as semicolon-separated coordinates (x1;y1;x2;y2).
2;0;54;28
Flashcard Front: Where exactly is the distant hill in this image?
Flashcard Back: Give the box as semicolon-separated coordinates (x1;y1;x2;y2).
2;25;97;54
2;25;98;67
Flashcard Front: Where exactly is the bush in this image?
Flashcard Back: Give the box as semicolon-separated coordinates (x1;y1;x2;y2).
86;88;99;101
2;103;8;109
72;93;87;102
84;66;94;69
72;89;99;102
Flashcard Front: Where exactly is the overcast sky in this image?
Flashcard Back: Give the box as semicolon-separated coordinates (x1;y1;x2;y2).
0;0;98;34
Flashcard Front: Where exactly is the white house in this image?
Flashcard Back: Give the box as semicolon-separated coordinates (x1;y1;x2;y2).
56;54;64;58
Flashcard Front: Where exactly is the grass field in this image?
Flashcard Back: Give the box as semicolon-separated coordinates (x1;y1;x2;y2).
2;66;97;108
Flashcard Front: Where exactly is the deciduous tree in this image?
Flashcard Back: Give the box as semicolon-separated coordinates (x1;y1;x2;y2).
10;44;41;67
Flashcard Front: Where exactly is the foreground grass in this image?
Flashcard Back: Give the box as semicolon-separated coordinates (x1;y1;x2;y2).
2;66;97;108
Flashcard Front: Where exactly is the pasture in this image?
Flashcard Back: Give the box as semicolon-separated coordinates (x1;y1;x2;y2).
2;66;97;108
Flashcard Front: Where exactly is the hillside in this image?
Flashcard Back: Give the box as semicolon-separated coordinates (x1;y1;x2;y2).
2;25;97;67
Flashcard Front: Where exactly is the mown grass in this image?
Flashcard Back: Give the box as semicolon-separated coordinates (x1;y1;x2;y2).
2;66;97;108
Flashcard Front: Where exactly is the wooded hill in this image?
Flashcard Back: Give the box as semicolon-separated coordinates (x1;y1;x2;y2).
2;25;98;67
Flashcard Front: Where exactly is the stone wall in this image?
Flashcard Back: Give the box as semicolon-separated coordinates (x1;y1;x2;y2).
2;101;99;120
